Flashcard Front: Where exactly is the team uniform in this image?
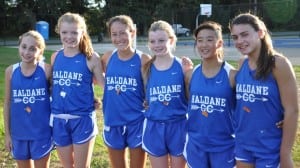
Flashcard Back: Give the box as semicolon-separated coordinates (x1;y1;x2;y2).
183;62;235;168
10;62;52;160
102;49;145;149
51;50;98;146
234;59;283;167
142;57;187;157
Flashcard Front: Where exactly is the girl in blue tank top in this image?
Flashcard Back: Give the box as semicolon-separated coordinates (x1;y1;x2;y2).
183;21;236;168
142;20;191;168
229;13;298;168
101;15;151;168
50;12;104;168
4;30;53;167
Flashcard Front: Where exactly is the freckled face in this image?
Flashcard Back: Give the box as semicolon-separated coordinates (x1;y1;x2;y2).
59;22;83;49
19;36;42;63
148;30;172;57
230;24;261;57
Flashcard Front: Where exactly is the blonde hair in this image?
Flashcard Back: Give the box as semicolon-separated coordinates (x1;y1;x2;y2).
55;12;94;59
19;30;45;62
148;20;177;50
142;20;178;87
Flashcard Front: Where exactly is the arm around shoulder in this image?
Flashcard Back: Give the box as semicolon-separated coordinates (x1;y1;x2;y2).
50;51;59;66
89;52;105;88
101;51;114;73
184;69;193;100
141;53;152;66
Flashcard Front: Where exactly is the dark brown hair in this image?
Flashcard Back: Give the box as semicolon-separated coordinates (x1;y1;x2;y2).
229;13;277;79
194;21;224;59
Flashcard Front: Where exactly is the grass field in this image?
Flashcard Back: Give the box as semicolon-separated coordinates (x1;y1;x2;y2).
0;46;299;167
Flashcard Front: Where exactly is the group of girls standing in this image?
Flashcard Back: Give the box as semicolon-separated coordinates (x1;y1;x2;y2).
3;11;298;168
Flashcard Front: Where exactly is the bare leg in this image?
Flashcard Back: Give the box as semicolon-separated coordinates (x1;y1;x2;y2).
170;155;186;168
107;147;127;168
236;160;255;168
56;145;74;168
16;159;33;168
34;153;51;168
74;137;96;168
149;154;169;168
129;147;146;168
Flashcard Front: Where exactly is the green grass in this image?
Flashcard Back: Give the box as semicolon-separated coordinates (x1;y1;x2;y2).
0;46;299;167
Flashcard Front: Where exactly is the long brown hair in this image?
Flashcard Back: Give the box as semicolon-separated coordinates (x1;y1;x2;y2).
55;12;94;59
229;13;277;79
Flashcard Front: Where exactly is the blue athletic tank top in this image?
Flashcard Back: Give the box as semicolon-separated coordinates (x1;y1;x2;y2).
52;50;94;115
144;57;187;121
102;50;145;126
187;62;235;152
235;59;283;153
10;62;51;140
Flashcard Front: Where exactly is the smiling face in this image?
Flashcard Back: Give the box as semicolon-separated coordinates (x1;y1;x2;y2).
59;22;83;49
230;24;263;57
148;30;173;57
19;36;43;64
196;29;222;59
110;21;134;51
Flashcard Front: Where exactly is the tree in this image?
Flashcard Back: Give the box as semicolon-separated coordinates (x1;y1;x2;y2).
264;0;297;24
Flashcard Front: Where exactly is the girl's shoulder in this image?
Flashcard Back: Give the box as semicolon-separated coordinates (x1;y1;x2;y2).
101;50;114;64
273;54;294;78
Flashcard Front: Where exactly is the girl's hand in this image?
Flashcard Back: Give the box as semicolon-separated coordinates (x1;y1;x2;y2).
181;56;193;73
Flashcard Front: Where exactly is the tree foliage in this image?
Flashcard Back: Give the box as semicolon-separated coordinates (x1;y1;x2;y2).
1;0;300;38
264;0;297;24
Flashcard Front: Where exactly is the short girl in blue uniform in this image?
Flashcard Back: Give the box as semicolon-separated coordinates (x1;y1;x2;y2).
4;30;53;167
229;13;298;168
51;12;104;167
142;20;189;168
183;21;236;168
101;15;151;168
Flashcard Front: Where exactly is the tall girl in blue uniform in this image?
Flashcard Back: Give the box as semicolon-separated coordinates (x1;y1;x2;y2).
101;15;151;168
183;21;236;168
4;30;53;167
229;13;298;168
51;12;104;167
142;20;189;168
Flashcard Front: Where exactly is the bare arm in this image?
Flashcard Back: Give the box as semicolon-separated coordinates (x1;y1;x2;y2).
50;51;58;66
184;69;193;100
88;52;105;88
229;69;237;89
273;56;298;167
100;51;113;73
141;53;152;67
3;66;12;152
